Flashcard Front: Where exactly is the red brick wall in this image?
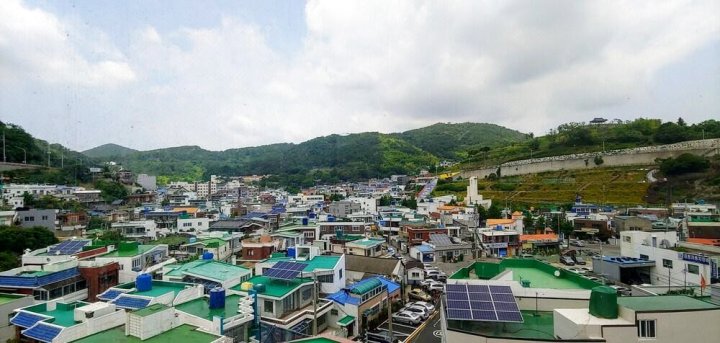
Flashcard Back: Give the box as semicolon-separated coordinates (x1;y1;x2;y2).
242;246;275;260
79;262;120;301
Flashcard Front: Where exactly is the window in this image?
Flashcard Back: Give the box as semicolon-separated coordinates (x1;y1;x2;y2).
352;226;360;232
638;319;656;338
623;236;631;243
411;272;420;278
338;269;343;279
415;233;422;239
264;300;274;313
639;254;649;260
317;274;334;283
42;215;48;220
662;259;673;269
687;264;699;274
331;309;338;316
302;288;312;300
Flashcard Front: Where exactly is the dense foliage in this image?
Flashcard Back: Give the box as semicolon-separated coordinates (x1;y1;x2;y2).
82;143;138;158
659;153;710;175
94;179;129;201
0;226;59;271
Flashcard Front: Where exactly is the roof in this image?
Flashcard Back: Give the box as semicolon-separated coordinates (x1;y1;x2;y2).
118;281;191;298
264;255;341;272
70;324;221;343
617;295;719;312
345;255;400;275
21;302;88;327
0;293;27;305
233;275;312;298
414;244;434;253
347;238;384;248
687;238;720;246
337;315;355;326
164;260;249;282
99;245;157;258
175;294;245;320
350;278;382;294
429;234;453;246
486;219;516;226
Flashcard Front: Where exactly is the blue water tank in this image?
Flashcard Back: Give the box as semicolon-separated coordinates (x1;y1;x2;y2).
136;273;152;292
308;213;316;219
302;217;309;225
495;225;503;231
328;215;335;222
253;283;266;293
189;237;197;243
209;287;226;309
202;252;214;260
287;247;296;258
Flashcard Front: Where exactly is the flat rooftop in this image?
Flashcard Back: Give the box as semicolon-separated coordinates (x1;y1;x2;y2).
175;294;245;320
451;260;601;290
100;245;157;258
117;281;191;298
70;324;221;343
447;310;555;340
0;293;28;305
232;275;312;298
618;295;719;312
264;255;340;272
24;302;88;327
164;260;249;282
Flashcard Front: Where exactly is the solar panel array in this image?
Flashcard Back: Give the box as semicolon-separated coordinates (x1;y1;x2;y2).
112;296;151;310
47;240;90;255
264;261;308;280
97;289;124;301
445;284;523;323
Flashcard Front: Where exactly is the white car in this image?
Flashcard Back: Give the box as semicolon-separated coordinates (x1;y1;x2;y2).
401;304;429;319
410;301;436;313
427;282;445;292
392;311;422;325
426;270;447;280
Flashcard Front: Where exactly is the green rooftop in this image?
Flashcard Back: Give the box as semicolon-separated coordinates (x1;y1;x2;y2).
71;324;221;343
291;338;345;343
25;302;88;327
450;259;601;290
117;281;192;298
232;275;312;298
264;255;340;272
164;260;249;282
618;295;719;312
337;315;355;326
447;310;555;340
0;293;26;305
100;244;157;258
132;304;170;317
347;238;384;247
175;294;245;320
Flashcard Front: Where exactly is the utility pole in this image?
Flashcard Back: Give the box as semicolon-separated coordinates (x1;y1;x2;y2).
387;287;393;342
61;151;64;169
2;131;5;162
312;271;318;336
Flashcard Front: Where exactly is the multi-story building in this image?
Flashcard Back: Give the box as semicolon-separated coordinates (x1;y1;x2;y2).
93;242;170;283
16;208;58;231
110;220;158;240
327;277;401;338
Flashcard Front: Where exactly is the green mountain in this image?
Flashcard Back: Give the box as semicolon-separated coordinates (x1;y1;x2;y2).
86;122;523;184
82;143;138;158
394;122;529;159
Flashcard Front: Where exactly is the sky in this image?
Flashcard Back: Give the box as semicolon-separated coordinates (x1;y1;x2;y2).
1;0;719;152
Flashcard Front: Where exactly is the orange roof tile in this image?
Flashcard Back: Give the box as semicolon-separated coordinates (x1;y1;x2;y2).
173;207;199;214
687;238;720;246
521;234;559;242
487;219;515;226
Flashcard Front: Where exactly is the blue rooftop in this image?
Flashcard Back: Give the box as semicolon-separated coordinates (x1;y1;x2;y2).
22;322;63;343
415;245;434;253
10;311;48;328
327;277;399;306
0;268;80;288
111;296;151;310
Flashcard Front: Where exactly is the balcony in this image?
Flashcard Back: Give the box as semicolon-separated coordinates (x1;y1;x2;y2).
261;299;333;329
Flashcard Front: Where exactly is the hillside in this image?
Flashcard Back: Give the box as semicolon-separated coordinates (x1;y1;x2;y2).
82;143;138;158
84;122;521;183
393;122;528;159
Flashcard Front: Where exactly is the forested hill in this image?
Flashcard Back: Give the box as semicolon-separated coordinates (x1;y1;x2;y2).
83;122;525;184
82;143;138;158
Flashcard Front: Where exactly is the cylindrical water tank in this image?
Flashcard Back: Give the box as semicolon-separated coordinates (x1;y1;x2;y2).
287;247;296;258
302;217;309;225
136;273;152;292
253;283;266;293
209;287;226;309
202;251;214;260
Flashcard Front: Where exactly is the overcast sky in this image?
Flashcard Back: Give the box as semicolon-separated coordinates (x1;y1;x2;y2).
1;0;718;151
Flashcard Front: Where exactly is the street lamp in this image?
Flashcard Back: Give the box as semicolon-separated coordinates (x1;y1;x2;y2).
19;148;26;164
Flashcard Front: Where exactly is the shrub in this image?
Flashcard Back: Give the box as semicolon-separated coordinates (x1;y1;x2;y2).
659;153;710;175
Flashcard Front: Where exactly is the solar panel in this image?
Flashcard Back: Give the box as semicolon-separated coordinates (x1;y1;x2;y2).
22;322;63;343
445;284;523;323
97;289;124;301
112;296;151;310
264;261;309;281
10;312;47;328
47;240;90;255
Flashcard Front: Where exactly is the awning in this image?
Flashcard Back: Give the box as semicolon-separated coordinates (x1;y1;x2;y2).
337;315;355;327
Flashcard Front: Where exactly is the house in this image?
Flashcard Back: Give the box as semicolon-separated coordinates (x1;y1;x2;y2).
162;258;252;290
0;211;17;226
110;220;158;240
328;201;362;218
405;261;425;286
343;238;386;257
93;242;170;283
404;226;446;245
614;216;653;232
409;244;435;262
256;247;346;294
343;255;403;282
16;208;58;231
487;216;524;235
319;221;372;237
0;259;90;302
478;228;521;257
428;234;472;262
326;277;401;338
176;216;210;233
241;236;279;261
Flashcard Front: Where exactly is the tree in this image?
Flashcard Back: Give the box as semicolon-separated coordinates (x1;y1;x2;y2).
488;203;502;219
593;155;604;166
659;153;710;175
534;216;546;231
379;195;393;206
94;180;129;202
401;197;417;210
522;214;534;231
475;204;488;224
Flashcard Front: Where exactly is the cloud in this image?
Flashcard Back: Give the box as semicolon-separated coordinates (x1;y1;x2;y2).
0;0;718;151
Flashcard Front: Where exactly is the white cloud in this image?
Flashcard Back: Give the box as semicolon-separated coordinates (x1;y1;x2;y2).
0;0;718;151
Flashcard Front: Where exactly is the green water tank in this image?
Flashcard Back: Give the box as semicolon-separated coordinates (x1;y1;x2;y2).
589;286;618;319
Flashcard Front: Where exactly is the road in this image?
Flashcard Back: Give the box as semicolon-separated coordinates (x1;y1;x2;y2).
413;313;442;343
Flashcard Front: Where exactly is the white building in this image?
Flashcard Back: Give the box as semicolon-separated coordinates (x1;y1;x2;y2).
111;220;158;240
176;217;210;233
464;176;492;208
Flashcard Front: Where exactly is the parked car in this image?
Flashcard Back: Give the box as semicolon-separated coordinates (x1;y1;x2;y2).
425;269;447;280
408;288;432;301
580;267;592;273
427;282;445;292
574;256;587;265
610;285;632;295
410;301;436;313
392;311;422;325
366;331;393;343
567;267;586;275
401;304;430;320
560;256;575;266
520;253;534;258
587;276;601;282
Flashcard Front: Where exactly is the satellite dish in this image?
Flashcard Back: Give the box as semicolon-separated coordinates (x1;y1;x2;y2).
554;270;561;277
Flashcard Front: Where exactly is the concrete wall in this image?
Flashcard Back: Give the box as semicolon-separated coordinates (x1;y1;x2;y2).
461;138;720;179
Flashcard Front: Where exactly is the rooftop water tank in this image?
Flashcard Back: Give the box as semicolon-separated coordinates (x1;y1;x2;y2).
189;237;197;243
287;247;296;259
253;283;266;293
202;251;214;260
302;217;309;225
589;286;618;319
136;273;152;292
209;287;226;309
